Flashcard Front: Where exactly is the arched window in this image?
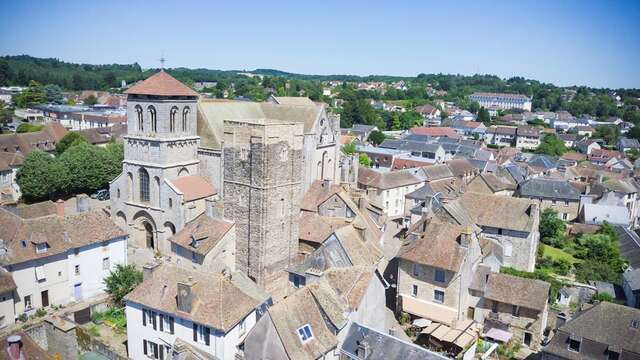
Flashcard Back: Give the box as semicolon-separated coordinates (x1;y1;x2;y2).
170;106;178;133
127;172;133;201
148;106;157;133
135;105;143;131
139;168;150;203
182;106;190;132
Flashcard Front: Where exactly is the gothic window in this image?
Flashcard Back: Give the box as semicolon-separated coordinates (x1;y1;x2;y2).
182;107;191;132
170;106;178;133
280;146;288;162
139;168;150;203
148;106;157;133
135;105;143;131
239;148;248;161
154;176;160;205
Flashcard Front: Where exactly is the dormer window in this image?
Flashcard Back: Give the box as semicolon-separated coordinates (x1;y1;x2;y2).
297;324;313;343
35;243;48;254
568;338;581;352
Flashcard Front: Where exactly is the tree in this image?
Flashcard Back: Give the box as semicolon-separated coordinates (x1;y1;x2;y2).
574;230;626;283
368;130;386;146
592;125;620;145
391;113;402;131
342;142;356;155
477;106;491;123
340;99;384;129
58;142;122;194
16;150;68;201
468;101;480;114
359;153;372;167
0;100;13;127
84;94;98;106
591;292;613;303
44;84;64;104
103;264;143;305
536;134;567;156
0;59;10;86
626;149;640;162
14;81;46;108
55;131;88;155
539;208;565;241
399;111;422;130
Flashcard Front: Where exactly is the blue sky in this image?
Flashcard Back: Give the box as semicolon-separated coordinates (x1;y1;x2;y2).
0;0;639;88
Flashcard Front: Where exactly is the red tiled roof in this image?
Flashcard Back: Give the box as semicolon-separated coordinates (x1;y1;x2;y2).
124;71;199;97
170;175;216;202
391;157;433;170
410;127;460;139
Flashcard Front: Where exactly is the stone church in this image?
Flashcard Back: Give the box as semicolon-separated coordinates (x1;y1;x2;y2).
110;71;341;285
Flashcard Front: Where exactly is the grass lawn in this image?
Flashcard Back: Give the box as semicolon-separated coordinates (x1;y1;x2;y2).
541;244;581;264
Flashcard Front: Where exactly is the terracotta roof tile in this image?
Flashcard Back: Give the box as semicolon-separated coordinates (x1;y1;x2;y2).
124;71;199;97
170;176;216;202
398;221;469;272
168;214;234;256
484;273;549;311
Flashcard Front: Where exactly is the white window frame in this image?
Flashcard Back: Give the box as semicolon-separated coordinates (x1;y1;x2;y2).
102;257;110;270
434;290;445;304
411;284;418;297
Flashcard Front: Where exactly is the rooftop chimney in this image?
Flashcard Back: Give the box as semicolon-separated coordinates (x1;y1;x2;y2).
142;261;160;281
355;340;370;359
205;198;218;218
322;179;331;188
176;279;196;313
459;225;474;248
56;199;65;217
76;194;90;213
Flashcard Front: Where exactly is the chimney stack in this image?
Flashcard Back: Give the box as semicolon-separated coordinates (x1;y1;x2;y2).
56;199;65;217
142;261;160;281
177;279;196;313
205;198;218;218
355;340;370;358
76;194;90;213
459;225;474;247
322;179;331;188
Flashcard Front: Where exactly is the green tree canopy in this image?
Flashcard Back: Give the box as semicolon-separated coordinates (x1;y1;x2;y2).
368;130;386;146
574;226;627;283
55;131;88;155
536;134;567;156
16;150;69;201
83;94;98;106
340;99;384;129
478;106;491;123
342;142;356;155
539;208;566;240
103;264;143;305
358;153;371;167
592;125;620;145
14;80;46;108
44;84;64;104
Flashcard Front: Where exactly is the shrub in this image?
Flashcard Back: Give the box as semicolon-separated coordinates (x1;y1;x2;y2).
103;264;143;305
35;308;47;317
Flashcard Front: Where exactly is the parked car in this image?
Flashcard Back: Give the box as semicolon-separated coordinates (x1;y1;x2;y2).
91;189;110;201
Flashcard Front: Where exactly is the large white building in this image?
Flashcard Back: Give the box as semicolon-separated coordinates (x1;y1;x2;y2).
124;263;270;360
0;198;128;324
469;92;532;112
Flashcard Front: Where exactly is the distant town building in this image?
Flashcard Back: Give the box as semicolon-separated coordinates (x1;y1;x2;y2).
469;92;532;112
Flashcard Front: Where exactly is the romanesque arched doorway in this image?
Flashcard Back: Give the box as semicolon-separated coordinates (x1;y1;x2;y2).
144;221;155;249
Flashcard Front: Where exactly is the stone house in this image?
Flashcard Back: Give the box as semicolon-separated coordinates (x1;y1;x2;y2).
484;126;517;147
168;200;235;273
517;178;582;221
466;173;516;196
582;178;639;227
471;272;549;352
617;137;640;153
397;222;481;328
541;302;640;360
244;266;386;360
0;199;128;318
460;192;540;272
516;126;542;150
0;123;67;155
0;152;24;204
124;263;271;360
357;167;425;218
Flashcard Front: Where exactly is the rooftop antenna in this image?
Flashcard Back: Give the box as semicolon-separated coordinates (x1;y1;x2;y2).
159;54;166;71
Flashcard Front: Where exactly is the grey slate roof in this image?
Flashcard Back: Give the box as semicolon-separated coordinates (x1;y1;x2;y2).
619;137;640;148
340;322;449;360
379;139;442;154
288;234;352;275
527;154;557;169
614;226;640;269
623;268;640;291
518;178;581;201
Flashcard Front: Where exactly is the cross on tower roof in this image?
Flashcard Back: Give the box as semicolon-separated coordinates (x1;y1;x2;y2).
159;55;166;71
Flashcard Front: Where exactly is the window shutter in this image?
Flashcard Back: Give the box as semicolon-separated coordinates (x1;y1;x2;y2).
193;323;198;342
170;317;174;334
160;345;165;360
142;310;146;326
152;311;157;330
205;326;210;346
143;340;148;355
159;314;164;332
153;343;158;359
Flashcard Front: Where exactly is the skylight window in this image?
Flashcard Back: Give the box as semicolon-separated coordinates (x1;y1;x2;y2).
297;324;313;343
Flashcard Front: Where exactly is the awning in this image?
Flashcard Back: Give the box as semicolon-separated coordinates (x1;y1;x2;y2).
485;328;512;343
422;322;477;349
412;318;432;328
401;294;458;326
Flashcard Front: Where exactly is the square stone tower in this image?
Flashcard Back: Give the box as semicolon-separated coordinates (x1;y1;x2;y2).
223;118;304;285
110;71;201;254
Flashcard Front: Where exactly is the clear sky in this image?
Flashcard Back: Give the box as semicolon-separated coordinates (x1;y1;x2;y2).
1;0;639;88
